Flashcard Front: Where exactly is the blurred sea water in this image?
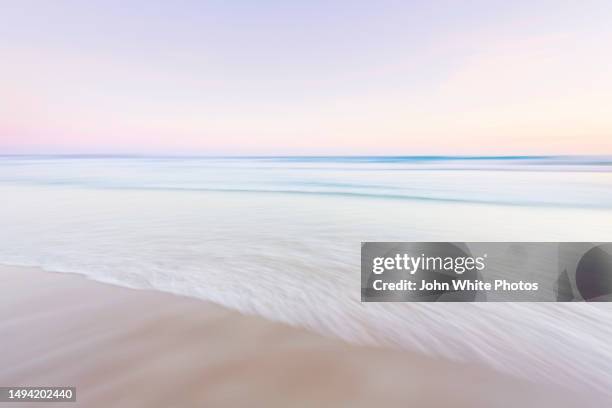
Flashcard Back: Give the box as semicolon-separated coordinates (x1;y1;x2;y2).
1;156;611;395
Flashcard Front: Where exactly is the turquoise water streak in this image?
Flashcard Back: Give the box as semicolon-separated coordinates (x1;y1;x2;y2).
1;155;612;207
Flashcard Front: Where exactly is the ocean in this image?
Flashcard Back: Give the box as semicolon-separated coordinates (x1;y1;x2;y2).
1;155;611;394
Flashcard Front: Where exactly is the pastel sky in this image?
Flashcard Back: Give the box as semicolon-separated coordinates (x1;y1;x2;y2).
2;1;611;155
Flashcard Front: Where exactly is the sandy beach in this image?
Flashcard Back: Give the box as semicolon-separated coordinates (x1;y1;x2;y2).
0;265;604;407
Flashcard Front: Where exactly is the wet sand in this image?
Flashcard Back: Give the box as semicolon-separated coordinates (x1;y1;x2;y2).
0;265;602;407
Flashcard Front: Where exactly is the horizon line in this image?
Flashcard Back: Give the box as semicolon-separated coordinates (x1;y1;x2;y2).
1;154;611;160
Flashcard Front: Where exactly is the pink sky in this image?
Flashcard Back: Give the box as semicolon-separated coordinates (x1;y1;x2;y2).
2;1;611;154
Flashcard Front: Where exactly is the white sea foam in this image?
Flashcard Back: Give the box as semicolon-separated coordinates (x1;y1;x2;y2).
0;156;611;395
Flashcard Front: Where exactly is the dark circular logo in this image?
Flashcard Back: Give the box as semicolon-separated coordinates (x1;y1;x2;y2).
576;245;612;301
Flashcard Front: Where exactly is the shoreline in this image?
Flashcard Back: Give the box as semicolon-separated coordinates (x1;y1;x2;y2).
0;264;604;407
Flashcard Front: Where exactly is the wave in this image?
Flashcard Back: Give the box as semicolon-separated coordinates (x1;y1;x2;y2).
3;179;612;209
